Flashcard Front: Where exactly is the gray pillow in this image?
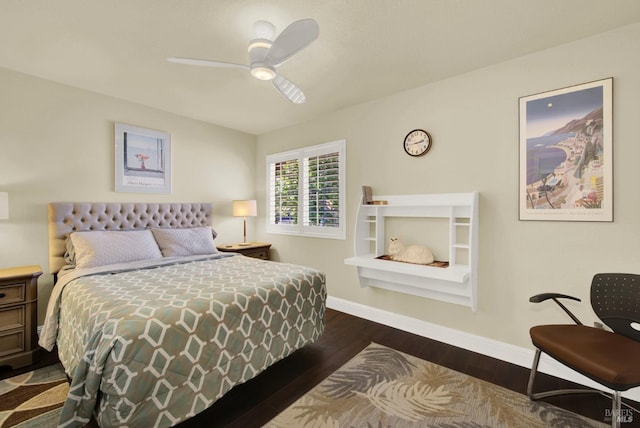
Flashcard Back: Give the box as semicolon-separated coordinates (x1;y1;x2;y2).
64;236;77;266
151;227;218;257
70;230;163;269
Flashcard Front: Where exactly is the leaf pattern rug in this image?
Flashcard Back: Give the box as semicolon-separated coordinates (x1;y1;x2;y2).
265;343;606;428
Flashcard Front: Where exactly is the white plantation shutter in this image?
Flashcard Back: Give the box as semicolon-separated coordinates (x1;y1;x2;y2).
267;140;346;239
270;157;300;225
303;152;340;227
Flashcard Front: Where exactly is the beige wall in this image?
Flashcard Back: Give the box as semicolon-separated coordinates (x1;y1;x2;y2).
2;22;639;350
0;67;257;322
255;23;640;349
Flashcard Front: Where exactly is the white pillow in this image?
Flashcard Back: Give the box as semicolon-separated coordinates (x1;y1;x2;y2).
151;227;218;257
70;230;163;269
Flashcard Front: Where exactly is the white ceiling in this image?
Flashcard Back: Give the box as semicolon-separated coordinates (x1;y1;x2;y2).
2;0;639;135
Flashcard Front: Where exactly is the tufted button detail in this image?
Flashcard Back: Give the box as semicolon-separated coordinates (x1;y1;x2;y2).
52;203;213;273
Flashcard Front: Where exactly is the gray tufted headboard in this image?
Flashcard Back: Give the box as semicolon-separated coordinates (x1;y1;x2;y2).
48;202;213;274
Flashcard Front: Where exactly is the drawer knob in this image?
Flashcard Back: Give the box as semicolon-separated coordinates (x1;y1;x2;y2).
0;293;5;298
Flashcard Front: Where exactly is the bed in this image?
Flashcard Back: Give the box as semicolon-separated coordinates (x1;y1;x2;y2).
40;202;326;427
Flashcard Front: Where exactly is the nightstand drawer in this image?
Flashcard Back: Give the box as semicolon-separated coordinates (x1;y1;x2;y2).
0;306;25;332
217;242;272;260
0;265;41;369
249;250;269;260
0;329;24;357
0;283;26;306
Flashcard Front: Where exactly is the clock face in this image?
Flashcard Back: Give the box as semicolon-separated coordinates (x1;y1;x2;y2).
403;129;432;157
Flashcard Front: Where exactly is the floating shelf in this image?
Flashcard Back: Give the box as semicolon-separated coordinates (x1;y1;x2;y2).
344;192;479;311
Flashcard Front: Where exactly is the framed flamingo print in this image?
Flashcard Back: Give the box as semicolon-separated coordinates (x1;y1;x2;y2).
115;123;171;194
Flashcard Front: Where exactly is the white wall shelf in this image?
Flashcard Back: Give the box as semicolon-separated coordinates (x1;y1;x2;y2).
344;192;479;311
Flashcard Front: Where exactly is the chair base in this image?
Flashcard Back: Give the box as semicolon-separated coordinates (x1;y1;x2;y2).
528;348;623;428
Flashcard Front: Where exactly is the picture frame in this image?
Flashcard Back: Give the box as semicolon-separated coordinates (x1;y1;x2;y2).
518;78;613;222
115;123;171;194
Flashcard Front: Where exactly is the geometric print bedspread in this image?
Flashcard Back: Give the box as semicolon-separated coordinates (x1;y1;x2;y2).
51;255;326;427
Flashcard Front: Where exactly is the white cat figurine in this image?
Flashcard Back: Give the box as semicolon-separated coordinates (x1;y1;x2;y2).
388;236;434;264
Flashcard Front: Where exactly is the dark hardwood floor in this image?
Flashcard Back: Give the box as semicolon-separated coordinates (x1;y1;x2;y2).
179;310;640;428
181;309;640;427
2;308;638;427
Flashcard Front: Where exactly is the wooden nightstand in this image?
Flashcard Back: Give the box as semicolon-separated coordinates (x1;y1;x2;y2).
0;265;42;369
217;242;271;260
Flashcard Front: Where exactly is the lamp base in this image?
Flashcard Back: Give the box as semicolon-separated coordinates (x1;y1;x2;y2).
238;242;252;246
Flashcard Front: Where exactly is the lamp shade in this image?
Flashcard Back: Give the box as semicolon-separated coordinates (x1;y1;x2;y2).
233;200;257;217
0;192;8;220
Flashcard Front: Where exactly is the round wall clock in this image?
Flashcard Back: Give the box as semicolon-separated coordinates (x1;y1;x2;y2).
403;129;432;157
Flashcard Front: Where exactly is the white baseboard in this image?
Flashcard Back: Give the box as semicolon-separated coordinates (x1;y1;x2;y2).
326;296;640;402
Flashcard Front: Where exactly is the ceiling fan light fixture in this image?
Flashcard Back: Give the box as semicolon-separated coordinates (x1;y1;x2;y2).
247;39;272;52
250;64;276;81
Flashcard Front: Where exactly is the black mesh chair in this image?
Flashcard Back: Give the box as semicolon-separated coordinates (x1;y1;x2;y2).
528;273;640;428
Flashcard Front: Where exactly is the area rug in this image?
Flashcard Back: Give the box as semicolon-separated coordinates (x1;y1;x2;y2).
265;343;606;428
0;363;68;428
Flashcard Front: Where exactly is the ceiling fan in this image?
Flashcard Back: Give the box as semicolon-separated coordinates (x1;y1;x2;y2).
167;18;319;104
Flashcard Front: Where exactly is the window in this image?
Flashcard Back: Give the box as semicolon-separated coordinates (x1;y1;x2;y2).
267;139;346;239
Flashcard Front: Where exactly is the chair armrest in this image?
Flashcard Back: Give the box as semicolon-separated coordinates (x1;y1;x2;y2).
529;293;583;325
529;293;580;303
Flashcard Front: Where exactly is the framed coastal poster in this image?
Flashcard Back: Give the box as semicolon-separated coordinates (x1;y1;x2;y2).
115;123;171;194
519;78;613;221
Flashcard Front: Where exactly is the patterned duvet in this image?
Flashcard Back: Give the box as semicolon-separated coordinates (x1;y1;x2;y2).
39;253;326;427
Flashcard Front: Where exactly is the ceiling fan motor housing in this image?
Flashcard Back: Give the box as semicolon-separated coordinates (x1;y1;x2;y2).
248;39;276;80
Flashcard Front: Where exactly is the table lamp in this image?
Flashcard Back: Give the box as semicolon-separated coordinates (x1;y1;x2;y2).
0;192;8;220
232;199;257;245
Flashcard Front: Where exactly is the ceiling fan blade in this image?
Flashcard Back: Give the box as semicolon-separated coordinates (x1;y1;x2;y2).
264;19;319;67
272;75;306;104
167;57;249;70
